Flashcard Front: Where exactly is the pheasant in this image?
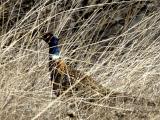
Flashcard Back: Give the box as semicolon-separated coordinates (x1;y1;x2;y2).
41;32;108;97
42;33;69;96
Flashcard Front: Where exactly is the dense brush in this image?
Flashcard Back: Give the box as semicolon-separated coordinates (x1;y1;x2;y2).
0;0;160;120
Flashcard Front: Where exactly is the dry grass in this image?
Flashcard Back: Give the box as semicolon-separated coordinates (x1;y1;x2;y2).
0;0;160;120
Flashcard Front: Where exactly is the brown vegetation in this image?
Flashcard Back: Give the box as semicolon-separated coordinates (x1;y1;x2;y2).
0;0;160;120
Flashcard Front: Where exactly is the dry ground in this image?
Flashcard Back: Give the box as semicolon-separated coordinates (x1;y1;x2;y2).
0;0;160;120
